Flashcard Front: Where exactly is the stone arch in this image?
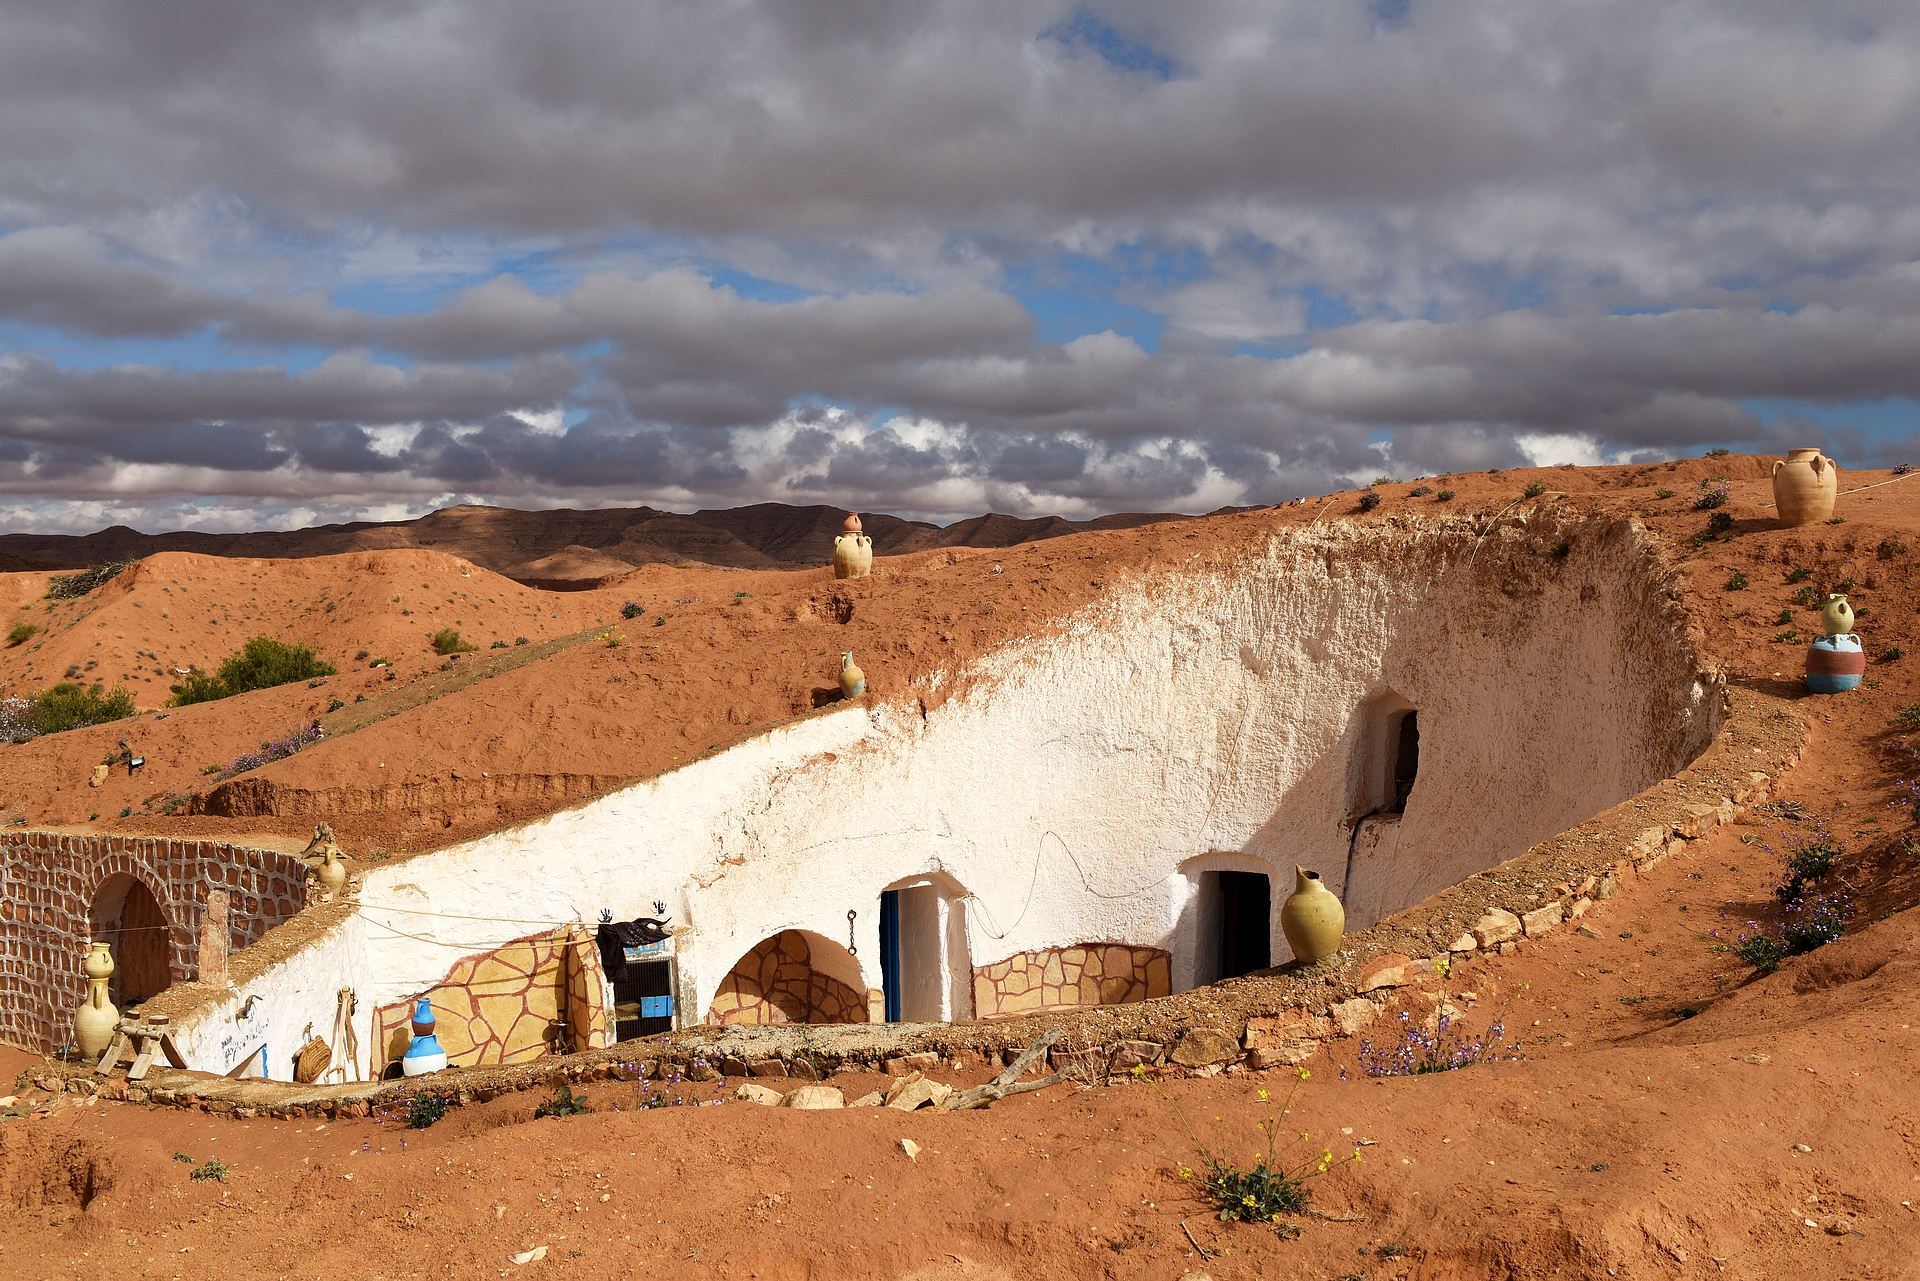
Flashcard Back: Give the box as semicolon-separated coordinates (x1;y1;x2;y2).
706;929;869;1026
89;872;173;1005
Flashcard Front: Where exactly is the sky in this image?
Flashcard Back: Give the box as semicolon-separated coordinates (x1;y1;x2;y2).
4;1;1920;533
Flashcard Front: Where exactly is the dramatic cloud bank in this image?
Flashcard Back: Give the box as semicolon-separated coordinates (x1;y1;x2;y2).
3;1;1920;531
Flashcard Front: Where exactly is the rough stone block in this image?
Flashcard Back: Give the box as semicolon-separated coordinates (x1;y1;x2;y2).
1575;924;1604;939
1567;897;1592;919
732;1083;784;1106
1594;876;1620;901
1471;909;1523;948
1497;941;1518;956
1169;1028;1241;1067
1522;904;1563;937
1358;953;1416;993
1448;933;1477;953
884;1052;940;1076
885;1076;952;1111
780;1085;845;1110
847;1091;883;1107
1633;825;1668;851
1330;998;1380;1036
1049;1047;1106;1081
746;1058;788;1078
1247;1039;1319;1070
1108;1039;1165;1071
1677;804;1720;840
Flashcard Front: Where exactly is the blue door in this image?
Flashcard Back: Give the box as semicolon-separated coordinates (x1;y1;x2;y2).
879;890;902;1023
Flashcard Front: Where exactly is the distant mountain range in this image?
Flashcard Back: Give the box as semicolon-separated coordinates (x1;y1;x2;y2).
0;502;1212;588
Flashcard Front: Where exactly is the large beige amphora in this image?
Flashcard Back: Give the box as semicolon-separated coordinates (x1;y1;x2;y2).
1280;866;1345;965
832;512;873;579
1771;449;1837;527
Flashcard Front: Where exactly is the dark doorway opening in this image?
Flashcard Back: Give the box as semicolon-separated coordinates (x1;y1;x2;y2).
878;890;903;1022
613;960;674;1040
1388;710;1420;812
1216;871;1271;980
92;877;172;1007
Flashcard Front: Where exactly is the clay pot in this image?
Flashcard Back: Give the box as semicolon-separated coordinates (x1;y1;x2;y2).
317;844;347;895
841;512;863;533
1820;594;1854;636
1771;449;1838;527
838;651;866;698
832;531;873;580
1280;865;1345;964
402;997;448;1076
1807;633;1864;693
74;942;118;1058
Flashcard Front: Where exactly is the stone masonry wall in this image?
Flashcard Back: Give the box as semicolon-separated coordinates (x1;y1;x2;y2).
972;944;1172;1019
0;830;309;1052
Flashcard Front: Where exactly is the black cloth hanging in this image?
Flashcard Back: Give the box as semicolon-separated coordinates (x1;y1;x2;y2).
596;917;671;980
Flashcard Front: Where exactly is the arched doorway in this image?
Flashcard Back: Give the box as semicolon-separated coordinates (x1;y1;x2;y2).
706;930;869;1026
90;875;173;1006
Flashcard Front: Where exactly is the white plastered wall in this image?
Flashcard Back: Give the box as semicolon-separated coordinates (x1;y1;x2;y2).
183;517;1718;1070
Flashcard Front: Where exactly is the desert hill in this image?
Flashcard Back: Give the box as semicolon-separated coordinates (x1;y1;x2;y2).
0;501;1192;588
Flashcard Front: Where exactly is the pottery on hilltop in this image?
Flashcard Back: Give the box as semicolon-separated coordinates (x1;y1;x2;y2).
1820;593;1854;637
1771;449;1838;528
832;515;873;579
839;651;866;699
1280;865;1345;964
1806;632;1864;694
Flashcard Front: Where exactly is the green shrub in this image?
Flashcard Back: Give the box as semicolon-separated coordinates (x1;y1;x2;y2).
533;1083;590;1118
1786;566;1809;583
430;628;477;656
408;1091;453;1129
1435;489;1455;502
189;1157;230;1182
6;622;36;646
1523;481;1545;498
169;636;337;706
31;683;136;734
1725;572;1748;591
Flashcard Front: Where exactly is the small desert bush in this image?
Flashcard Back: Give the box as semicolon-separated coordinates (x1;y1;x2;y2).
1151;1071;1356;1235
1408;485;1433;497
621;600;644;619
1725;571;1748;591
1357;490;1382;512
1435;489;1455;501
1694;479;1730;509
46;562;132;600
1786;566;1809;583
1898;703;1920;731
1654;487;1676;499
27;683;136;735
170;636;337;706
188;1157;230;1182
430;628;477;656
211;721;322;780
6;622;36;646
1523;481;1545;498
534;1083;591;1118
408;1090;453;1129
1359;1009;1520;1076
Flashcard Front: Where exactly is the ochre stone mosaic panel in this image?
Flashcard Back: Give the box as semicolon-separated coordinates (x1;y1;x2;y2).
972;944;1171;1019
706;930;868;1026
376;925;610;1069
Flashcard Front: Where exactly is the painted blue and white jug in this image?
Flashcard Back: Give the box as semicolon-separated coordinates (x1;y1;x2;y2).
1805;633;1864;694
401;997;448;1076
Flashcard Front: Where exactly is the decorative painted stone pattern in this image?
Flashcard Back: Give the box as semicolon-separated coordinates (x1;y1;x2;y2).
562;926;612;1053
0;830;307;1051
972;944;1171;1019
373;925;610;1070
706;930;869;1026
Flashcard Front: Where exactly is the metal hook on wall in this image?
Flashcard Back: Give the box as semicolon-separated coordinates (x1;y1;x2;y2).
846;908;858;957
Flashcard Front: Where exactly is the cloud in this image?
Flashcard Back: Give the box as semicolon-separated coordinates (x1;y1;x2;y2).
2;2;1920;530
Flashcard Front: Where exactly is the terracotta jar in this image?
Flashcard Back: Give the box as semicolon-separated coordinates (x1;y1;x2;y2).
838;651;866;699
317;842;348;895
1806;632;1864;694
73;941;118;1058
1770;449;1838;527
832;518;873;580
1280;866;1345;965
1820;593;1854;636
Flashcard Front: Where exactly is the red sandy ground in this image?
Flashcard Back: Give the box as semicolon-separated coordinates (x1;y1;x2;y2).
5;456;1920;1278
